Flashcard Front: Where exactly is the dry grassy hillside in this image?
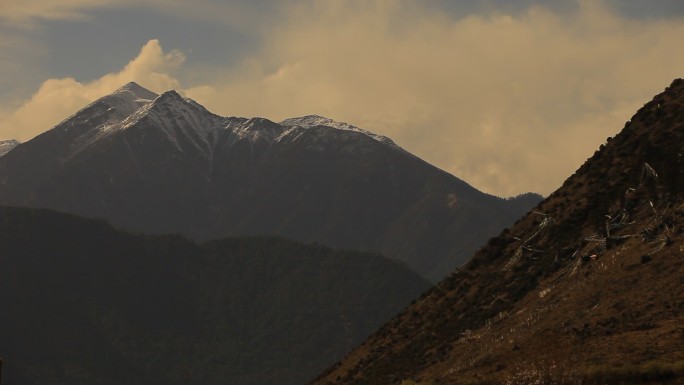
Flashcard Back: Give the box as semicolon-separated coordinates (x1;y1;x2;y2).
311;80;684;385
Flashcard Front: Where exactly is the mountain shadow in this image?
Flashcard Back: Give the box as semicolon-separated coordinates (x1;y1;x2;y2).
0;206;430;385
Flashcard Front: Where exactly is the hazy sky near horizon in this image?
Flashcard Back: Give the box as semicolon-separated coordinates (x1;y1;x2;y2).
1;0;683;197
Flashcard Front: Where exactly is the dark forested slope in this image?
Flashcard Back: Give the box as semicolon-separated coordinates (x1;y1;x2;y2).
0;207;430;385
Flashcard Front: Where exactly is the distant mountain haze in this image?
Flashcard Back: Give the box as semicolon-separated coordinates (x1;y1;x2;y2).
0;82;541;281
0;206;430;385
310;79;684;385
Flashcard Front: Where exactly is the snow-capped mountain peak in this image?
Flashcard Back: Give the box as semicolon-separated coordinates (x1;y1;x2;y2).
51;83;159;159
115;81;159;101
280;115;401;149
38;84;406;161
280;114;353;130
55;82;157;134
119;89;228;156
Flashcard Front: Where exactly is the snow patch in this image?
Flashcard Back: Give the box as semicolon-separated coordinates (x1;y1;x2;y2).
0;139;20;157
100;82;158;118
117;82;159;100
123;90;226;156
58;85;158;159
231;118;286;143
280;115;402;150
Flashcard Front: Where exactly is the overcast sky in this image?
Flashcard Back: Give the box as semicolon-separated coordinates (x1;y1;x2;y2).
1;0;683;197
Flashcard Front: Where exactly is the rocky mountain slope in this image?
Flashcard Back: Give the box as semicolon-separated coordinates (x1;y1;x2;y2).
310;80;684;385
0;206;430;385
0;82;540;281
0;139;19;157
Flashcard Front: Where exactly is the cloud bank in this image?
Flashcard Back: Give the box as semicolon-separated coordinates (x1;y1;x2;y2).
2;0;684;197
185;1;684;196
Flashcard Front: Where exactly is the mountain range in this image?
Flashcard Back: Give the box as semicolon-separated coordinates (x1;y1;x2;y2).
1;77;682;385
0;206;430;385
0;82;540;281
309;79;684;385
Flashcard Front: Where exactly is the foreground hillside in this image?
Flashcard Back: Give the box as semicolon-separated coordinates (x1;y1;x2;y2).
0;207;430;385
0;82;540;281
311;80;684;385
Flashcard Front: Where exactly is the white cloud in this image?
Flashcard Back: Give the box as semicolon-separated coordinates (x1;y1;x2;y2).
183;0;684;196
0;39;184;141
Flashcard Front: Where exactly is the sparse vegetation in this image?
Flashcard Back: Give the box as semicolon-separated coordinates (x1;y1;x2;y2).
445;360;684;385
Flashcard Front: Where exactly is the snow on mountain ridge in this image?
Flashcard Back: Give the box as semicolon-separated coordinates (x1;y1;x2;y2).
232;117;286;143
46;84;405;160
59;81;157;132
280;115;357;131
280;115;402;149
136;90;227;156
55;83;159;159
93;81;158;120
0;140;20;157
98;89;399;153
116;81;159;101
